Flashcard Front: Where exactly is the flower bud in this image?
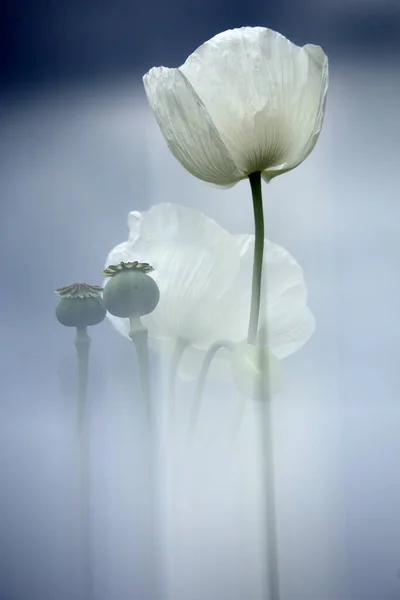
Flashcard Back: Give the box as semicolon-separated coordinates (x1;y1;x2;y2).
230;342;282;398
55;283;106;328
103;261;160;318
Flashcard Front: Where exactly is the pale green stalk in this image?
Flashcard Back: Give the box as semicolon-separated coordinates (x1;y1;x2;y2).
74;326;95;600
247;171;265;345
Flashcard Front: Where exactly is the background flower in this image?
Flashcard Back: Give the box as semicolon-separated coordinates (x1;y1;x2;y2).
105;203;315;380
143;27;328;185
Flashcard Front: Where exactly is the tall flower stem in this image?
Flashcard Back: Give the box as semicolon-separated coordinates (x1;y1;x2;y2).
74;326;95;600
247;171;265;345
188;340;235;446
247;174;281;600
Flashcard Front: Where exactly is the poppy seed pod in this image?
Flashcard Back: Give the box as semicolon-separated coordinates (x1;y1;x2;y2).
55;283;106;328
103;261;160;318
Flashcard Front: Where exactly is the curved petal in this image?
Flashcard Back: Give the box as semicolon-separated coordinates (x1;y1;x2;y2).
131;202;233;247
105;204;241;345
262;305;316;359
265;44;328;178
127;211;142;241
209;234;309;344
143;67;243;185
181;27;328;175
235;234;309;306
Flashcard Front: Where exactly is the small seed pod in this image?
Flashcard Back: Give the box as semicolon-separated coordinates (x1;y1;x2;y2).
230;342;282;398
103;261;160;318
55;283;106;328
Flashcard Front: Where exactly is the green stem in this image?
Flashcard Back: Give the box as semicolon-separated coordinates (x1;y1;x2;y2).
74;327;95;600
247;171;265;345
188;340;235;447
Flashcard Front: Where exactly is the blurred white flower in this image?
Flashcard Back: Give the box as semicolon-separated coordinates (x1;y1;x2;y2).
143;27;328;186
105;203;315;380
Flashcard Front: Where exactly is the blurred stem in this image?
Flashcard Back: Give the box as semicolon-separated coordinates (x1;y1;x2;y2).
247;171;280;599
255;389;280;600
129;315;152;421
128;315;163;599
74;327;95;600
188;340;235;446
75;327;90;433
168;338;188;421
228;396;248;450
247;171;264;345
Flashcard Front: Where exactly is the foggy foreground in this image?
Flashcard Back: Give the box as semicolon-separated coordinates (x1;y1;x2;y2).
1;62;400;600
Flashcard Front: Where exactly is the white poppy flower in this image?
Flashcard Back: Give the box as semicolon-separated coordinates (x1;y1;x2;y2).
143;27;328;185
105;203;315;380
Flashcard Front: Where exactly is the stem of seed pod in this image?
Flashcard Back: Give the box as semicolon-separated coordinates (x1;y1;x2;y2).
188;340;235;447
75;327;91;432
74;327;95;600
128;315;152;421
247;171;264;345
128;315;163;599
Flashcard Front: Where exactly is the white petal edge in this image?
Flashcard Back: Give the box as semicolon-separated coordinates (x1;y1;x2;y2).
127;211;142;241
143;67;243;185
196;233;312;349
264;44;329;179
264;305;316;359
